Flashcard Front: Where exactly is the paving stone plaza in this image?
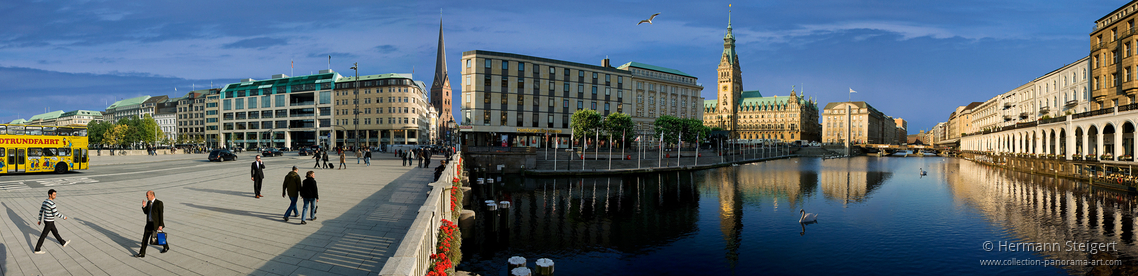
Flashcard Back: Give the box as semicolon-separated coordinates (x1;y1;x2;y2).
0;151;432;275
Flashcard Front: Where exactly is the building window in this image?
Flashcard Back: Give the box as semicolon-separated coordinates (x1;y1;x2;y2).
502;61;508;71
577;101;583;109
592;86;598;95
485;59;492;69
223;99;232;110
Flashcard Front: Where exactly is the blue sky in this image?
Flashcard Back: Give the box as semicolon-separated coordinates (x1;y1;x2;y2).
0;0;1123;132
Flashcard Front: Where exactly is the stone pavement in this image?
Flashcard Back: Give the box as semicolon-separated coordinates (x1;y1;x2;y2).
0;152;436;275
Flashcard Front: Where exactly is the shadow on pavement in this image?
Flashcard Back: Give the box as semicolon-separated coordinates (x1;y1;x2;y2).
252;166;432;275
1;243;7;275
3;202;40;251
183;187;252;198
181;203;288;222
73;218;138;256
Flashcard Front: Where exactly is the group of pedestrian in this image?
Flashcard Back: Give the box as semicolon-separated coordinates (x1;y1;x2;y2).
281;166;319;224
398;148;435;168
33;189;169;258
356;149;372;166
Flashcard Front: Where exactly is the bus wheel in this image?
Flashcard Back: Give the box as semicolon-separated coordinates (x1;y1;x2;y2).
54;163;68;174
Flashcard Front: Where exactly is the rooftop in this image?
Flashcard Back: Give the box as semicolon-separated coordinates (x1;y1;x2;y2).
617;62;696;78
107;95;151;109
29;110;65;121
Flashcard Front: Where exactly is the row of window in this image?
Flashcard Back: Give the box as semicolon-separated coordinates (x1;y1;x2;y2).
339;118;417;125
336;107;419;115
334;79;413;89
336;96;416;105
468;58;624;85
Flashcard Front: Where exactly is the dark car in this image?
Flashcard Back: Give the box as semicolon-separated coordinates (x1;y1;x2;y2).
298;148;310;156
208;149;238;162
262;148;283;157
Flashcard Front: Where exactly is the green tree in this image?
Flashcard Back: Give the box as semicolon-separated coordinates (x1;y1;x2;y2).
680;118;710;144
104;124;130;148
653;115;683;144
87;121;111;147
137;114;164;145
570;109;603;143
604;112;634;147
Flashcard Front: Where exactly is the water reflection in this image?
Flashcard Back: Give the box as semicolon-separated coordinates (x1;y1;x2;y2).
945;160;1138;275
460;158;1138;275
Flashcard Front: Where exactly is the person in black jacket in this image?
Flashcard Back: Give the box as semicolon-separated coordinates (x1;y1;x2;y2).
137;190;168;257
299;171;319;224
251;155;266;198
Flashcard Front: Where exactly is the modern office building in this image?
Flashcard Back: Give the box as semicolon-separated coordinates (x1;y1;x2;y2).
331;73;431;148
217;71;340;150
459;50;635;148
619;62;704;139
702;15;820;142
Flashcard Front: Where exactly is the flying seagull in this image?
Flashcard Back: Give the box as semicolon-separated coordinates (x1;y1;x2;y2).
637;13;660;25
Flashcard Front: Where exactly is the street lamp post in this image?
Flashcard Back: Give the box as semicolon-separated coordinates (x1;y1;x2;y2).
350;63;360;151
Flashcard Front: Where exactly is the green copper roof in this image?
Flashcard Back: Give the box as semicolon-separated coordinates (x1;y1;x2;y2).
61;110;102;117
222;72;340;94
107;95;151;109
741;90;762;98
29;110;64;121
617;62;696;78
8;118;27;124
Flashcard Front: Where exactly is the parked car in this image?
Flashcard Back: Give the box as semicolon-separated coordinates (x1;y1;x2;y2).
208;149;238;162
262;148;283;157
298;148;310;156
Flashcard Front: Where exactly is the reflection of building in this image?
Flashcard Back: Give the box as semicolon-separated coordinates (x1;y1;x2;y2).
819;158;889;206
702;14;820;142
947;159;1138;275
469;174;700;255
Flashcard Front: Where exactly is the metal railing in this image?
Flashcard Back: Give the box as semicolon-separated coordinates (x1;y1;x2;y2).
380;152;461;276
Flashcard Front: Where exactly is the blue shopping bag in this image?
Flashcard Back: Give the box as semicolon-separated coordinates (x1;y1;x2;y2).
156;231;168;245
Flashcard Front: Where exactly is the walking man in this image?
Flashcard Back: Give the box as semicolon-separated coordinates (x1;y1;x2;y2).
322;151;331;169
364;150;372;166
339;152;347;169
313;149;322;169
356;149;362;164
251;155;266;198
137;190;168;257
299;171;320;224
282;166;301;222
34;189;69;254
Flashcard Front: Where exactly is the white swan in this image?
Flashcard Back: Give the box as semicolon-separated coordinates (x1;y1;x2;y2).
799;209;817;223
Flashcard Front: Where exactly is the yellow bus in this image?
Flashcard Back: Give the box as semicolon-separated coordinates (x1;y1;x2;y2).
0;124;89;174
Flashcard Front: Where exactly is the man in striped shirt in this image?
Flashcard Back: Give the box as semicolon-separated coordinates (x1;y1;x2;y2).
34;189;70;254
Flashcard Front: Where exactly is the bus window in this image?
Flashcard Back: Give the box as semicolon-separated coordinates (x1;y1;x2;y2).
57;148;71;156
26;127;42;135
78;129;88;137
9;126;24;135
57;127;73;136
43;127;56;136
42;148;57;157
0;148;4;164
0;125;6;134
26;148;42;157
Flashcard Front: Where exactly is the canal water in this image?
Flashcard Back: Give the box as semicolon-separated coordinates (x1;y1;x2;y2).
459;157;1138;275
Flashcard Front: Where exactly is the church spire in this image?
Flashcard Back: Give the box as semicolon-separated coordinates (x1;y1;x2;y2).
433;17;448;86
430;14;454;126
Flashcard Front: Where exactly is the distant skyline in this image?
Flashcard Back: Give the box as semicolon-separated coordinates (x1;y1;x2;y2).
0;0;1125;132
